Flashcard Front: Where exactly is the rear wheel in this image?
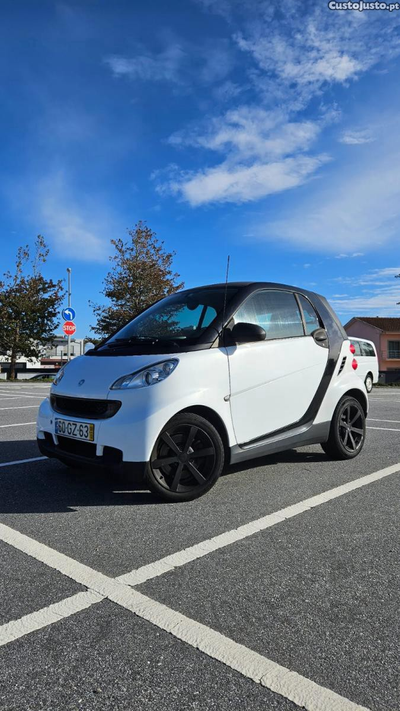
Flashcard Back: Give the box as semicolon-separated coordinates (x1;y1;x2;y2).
322;396;366;460
365;374;373;393
145;413;224;502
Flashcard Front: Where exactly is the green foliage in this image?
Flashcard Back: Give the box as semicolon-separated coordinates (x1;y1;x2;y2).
0;236;65;379
90;221;184;339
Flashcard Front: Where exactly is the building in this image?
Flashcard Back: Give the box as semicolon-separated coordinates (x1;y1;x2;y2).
0;353;41;378
0;336;86;379
344;317;400;383
42;335;85;364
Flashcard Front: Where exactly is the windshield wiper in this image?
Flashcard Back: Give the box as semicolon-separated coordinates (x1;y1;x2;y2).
106;336;180;348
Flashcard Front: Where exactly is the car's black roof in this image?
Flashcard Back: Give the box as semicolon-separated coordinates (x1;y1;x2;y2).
182;281;319;296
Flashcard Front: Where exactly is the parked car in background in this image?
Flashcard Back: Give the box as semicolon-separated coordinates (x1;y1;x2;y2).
349;338;379;393
344;316;400;385
28;373;57;382
37;282;368;502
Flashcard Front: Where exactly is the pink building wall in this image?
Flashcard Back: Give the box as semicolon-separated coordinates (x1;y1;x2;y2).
345;319;400;371
345;320;382;367
380;332;400;370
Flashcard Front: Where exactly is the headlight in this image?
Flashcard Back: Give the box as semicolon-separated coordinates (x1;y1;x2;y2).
52;363;68;387
110;359;179;390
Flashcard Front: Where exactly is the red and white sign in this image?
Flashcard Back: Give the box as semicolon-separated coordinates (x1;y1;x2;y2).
62;320;76;336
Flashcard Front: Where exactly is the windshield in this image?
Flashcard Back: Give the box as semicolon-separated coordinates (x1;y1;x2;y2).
103;287;239;346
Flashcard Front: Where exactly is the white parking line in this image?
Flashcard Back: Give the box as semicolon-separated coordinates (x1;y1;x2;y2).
0;422;36;429
119;462;400;586
0;390;49;396
0;591;103;646
0;520;373;711
0;406;38;411
369;418;400;423
0;457;47;468
369;398;400;403
0;394;45;400
0;395;27;400
367;426;400;432
0;464;398;645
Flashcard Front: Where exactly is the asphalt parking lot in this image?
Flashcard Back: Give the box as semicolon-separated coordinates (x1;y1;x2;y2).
0;383;399;711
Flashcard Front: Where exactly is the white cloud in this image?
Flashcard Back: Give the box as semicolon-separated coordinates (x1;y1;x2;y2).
159;106;328;204
236;32;361;94
331;288;400;314
157;153;329;206
335;252;365;259
105;44;186;84
168;106;321;160
356;267;400;284
153;4;400;209
105;38;233;88
260;148;400;253
34;173;116;262
234;6;400;109
339;130;375;145
330;268;400;315
212;80;243;103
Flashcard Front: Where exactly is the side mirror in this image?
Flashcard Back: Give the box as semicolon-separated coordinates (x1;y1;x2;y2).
230;322;266;344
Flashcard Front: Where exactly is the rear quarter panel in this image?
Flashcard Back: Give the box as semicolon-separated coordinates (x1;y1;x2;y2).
313;341;368;424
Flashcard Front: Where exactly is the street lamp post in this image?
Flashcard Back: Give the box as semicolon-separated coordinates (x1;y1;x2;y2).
67;268;72;362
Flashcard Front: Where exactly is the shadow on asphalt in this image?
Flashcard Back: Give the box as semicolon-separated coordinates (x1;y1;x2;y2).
0;439;327;514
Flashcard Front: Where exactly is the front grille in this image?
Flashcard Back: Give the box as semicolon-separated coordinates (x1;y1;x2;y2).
51;394;121;420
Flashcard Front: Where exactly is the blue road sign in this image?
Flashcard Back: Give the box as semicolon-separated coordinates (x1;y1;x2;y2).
62;307;76;321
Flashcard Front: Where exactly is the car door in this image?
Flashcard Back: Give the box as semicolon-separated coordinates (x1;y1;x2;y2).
227;289;329;444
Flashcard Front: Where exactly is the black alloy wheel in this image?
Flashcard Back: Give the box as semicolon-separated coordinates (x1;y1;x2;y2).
146;413;224;502
338;401;365;453
322;396;366;460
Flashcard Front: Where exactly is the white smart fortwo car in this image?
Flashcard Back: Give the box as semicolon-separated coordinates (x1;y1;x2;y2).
37;282;368;502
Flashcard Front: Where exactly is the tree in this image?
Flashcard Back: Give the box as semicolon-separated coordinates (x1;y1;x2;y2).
0;236;65;380
90;221;184;338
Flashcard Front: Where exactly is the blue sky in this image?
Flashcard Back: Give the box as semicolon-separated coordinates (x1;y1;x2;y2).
1;0;400;337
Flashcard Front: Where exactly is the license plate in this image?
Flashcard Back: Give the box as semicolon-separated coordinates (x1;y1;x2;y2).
55;418;94;442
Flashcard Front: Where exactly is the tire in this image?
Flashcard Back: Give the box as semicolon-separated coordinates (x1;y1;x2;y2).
365;374;373;393
145;413;225;502
321;396;366;460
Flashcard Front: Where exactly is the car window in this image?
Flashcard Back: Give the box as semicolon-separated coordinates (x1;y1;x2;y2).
234;290;304;340
361;341;375;356
297;294;322;335
350;339;362;356
105;287;237;344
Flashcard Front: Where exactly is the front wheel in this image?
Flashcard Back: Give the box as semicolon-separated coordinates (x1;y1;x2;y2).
145;413;225;502
365;374;373;393
322;396;366;460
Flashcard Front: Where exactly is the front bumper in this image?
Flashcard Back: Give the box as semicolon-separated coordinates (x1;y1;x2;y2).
36;394;156;477
37;392;159;461
37;433;146;478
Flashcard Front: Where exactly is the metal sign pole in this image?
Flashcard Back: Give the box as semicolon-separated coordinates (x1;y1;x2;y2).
67;268;71;362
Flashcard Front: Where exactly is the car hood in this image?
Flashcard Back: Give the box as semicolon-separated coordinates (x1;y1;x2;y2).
51;353;173;399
